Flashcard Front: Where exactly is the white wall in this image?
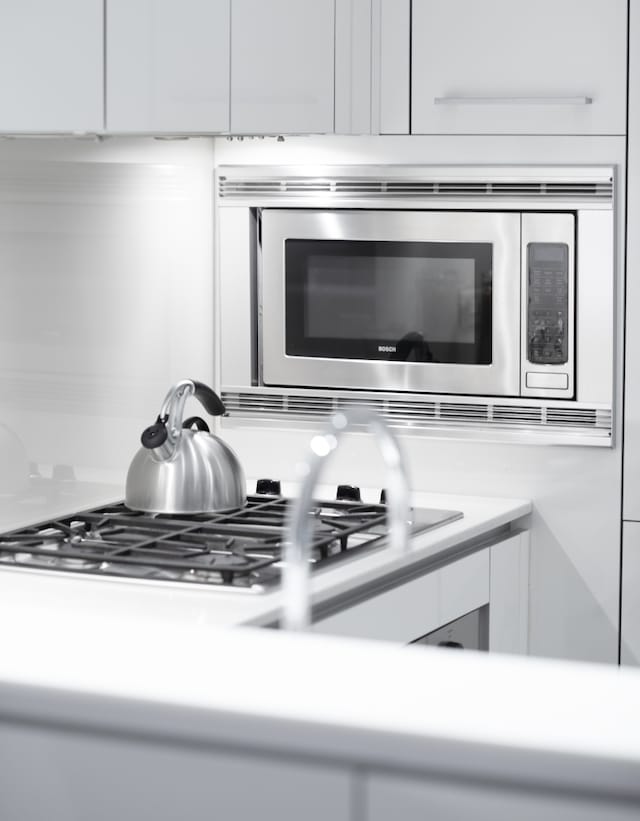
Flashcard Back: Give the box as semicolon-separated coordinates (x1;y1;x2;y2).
0;131;625;664
0;137;216;529
214;134;626;664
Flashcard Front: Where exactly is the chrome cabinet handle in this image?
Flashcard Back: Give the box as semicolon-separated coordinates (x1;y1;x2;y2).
433;96;593;106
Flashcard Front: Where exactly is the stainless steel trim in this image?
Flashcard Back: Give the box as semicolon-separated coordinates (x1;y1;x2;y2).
433;96;593;106
217;165;614;204
216;165;616;439
260;209;521;397
220;388;613;446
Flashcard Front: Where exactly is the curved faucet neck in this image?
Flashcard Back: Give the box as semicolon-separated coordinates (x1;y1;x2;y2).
283;409;410;632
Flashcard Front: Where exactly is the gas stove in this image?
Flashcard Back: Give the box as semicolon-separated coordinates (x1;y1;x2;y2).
0;480;462;593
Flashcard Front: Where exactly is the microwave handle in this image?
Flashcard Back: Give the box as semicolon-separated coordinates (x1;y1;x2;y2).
433;95;593;106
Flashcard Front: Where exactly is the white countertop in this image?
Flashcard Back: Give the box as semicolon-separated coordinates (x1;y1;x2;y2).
0;487;531;630
1;488;639;795
1;616;640;797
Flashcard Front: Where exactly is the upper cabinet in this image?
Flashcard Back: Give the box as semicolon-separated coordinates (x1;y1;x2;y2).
0;0;103;133
105;0;368;135
0;1;629;137
378;0;628;136
106;0;230;134
230;0;334;134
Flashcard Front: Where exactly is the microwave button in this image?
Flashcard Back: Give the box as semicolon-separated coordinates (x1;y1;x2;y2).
526;372;569;390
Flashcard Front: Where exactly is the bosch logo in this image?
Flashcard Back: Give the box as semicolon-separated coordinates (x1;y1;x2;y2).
378;345;397;353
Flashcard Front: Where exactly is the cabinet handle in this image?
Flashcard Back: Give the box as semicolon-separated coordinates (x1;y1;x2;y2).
433;96;593;106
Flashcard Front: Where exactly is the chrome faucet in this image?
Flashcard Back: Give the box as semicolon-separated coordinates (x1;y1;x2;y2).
283;409;411;631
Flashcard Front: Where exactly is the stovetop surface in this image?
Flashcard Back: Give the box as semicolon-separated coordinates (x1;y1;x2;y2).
0;483;463;593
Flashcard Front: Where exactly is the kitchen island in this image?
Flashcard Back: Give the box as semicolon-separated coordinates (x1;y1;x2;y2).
2;490;639;820
0;488;531;649
0;616;639;820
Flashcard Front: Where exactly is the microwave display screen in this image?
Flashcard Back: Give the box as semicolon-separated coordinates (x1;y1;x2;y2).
285;240;492;364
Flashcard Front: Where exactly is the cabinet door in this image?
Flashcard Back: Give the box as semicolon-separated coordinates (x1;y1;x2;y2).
622;523;640;666
623;0;640;519
106;0;230;133
312;549;490;642
0;721;352;821
488;532;529;654
373;0;410;134
411;0;627;135
366;772;640;821
231;0;334;134
0;0;103;133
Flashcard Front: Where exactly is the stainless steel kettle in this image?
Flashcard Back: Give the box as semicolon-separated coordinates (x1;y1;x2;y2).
125;379;246;514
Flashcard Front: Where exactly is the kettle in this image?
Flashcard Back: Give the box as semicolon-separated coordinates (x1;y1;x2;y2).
125;379;246;514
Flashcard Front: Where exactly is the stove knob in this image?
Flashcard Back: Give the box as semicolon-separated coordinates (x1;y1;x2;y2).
336;484;361;502
379;489;387;504
255;478;281;495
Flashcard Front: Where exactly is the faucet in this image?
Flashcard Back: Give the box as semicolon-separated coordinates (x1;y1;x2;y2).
283;409;411;631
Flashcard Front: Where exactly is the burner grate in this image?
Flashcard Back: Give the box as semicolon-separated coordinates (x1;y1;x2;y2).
0;495;393;589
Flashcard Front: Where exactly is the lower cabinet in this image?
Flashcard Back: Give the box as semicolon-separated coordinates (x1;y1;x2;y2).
312;547;490;644
0;721;351;821
312;531;529;655
364;772;640;821
622;522;640;665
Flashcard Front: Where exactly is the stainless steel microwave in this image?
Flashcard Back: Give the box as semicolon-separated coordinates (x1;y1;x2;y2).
216;165;615;443
260;208;576;399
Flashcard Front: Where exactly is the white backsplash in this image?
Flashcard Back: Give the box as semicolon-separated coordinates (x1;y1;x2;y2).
0;137;216;529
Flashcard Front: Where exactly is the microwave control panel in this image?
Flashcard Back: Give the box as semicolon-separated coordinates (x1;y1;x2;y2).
527;243;569;366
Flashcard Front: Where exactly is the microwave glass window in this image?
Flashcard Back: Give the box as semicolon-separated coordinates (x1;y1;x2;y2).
285;240;492;364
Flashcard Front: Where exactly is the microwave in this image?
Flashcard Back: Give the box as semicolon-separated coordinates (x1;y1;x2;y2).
216;165;615;443
260;208;575;399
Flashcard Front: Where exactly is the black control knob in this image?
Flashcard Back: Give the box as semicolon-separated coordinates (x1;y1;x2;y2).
336;484;361;502
255;478;281;496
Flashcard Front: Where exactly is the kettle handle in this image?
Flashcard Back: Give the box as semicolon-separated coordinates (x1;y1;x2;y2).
192;381;226;417
182;415;211;432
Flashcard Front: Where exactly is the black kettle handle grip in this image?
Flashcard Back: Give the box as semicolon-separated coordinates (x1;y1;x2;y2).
182;416;211;432
191;381;226;416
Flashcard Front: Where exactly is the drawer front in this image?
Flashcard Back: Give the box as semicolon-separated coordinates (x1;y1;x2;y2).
312;549;490;643
366;772;640;821
411;0;627;135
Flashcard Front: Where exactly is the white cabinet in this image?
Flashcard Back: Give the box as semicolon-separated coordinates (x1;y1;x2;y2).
410;0;627;135
0;721;351;821
622;523;640;666
0;0;103;133
230;0;335;134
312;548;490;644
106;0;358;135
373;0;410;134
312;532;529;654
106;0;230;133
365;772;640;821
624;0;640;520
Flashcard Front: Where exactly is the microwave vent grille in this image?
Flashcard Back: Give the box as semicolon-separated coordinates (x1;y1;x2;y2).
545;407;599;427
439;403;489;422
493;405;544;425
221;391;612;446
218;176;612;202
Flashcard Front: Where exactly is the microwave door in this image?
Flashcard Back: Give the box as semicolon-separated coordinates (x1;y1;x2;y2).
260;210;521;398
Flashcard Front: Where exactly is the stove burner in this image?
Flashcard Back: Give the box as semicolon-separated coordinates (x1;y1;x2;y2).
0;489;463;592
